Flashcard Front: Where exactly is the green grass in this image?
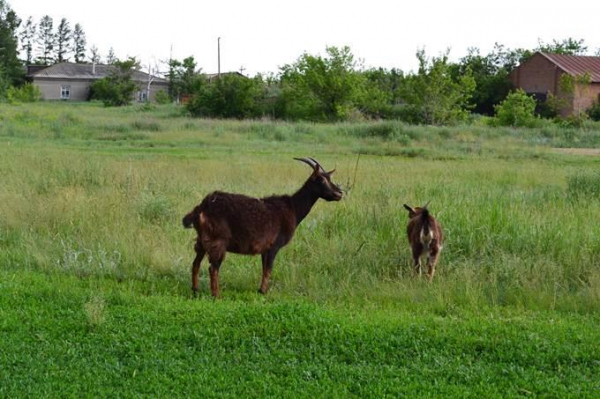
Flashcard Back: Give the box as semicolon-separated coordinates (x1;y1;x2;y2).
1;269;598;397
1;102;599;396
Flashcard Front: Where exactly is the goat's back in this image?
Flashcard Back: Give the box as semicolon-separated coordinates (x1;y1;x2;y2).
407;211;443;248
198;191;296;254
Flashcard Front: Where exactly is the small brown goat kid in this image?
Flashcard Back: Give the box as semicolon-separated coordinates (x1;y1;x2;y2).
183;158;343;297
403;203;443;281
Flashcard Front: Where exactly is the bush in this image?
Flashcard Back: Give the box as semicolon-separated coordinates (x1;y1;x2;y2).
493;89;538;127
154;90;170;105
587;101;600;122
90;58;139;106
6;84;42;103
186;74;263;118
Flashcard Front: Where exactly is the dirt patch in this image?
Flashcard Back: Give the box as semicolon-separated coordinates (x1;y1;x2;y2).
552;148;600;156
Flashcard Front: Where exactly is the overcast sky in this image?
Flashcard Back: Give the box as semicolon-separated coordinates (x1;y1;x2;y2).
13;0;600;76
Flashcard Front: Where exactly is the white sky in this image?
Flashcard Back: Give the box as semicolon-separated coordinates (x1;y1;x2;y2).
13;0;600;76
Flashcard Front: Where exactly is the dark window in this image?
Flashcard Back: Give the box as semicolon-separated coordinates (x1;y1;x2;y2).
61;85;71;100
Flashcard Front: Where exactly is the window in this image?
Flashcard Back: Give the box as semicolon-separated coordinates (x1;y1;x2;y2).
61;85;71;100
139;90;148;102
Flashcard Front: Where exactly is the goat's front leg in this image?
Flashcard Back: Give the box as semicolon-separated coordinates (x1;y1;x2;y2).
191;242;205;296
259;247;279;294
208;263;221;298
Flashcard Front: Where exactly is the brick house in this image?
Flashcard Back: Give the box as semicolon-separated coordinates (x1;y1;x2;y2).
510;52;600;116
27;63;169;102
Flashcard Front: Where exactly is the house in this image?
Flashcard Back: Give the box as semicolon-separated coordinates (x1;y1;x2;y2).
203;71;247;82
510;52;600;116
27;63;169;102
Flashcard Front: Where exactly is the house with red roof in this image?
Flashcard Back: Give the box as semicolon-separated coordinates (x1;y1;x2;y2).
510;52;600;116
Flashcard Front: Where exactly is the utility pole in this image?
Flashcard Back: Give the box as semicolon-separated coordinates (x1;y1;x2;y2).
218;37;221;78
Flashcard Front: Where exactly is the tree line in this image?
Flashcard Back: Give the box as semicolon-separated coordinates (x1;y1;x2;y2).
170;39;599;125
2;0;599;123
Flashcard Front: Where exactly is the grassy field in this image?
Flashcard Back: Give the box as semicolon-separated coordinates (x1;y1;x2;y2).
1;102;599;396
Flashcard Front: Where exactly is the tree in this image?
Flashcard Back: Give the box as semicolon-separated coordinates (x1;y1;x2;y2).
72;23;85;63
36;15;54;64
19;16;35;64
537;37;588;55
88;44;100;64
450;46;513;115
280;46;366;120
90;57;139;106
0;0;23;89
168;56;202;100
55;17;71;63
400;49;475;125
106;47;116;64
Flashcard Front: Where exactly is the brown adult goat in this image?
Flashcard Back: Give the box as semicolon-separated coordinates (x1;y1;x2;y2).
183;157;343;297
403;203;443;281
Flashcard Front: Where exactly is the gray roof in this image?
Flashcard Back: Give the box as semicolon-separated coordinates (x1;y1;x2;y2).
30;63;168;83
203;71;247;80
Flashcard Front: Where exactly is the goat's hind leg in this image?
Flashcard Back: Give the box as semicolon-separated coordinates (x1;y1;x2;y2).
411;246;423;278
207;242;226;298
191;241;205;296
426;246;440;282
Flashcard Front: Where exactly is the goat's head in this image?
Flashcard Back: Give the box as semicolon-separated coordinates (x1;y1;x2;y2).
403;202;430;218
295;157;343;201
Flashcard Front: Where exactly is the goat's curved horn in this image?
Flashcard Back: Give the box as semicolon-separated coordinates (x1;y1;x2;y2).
294;157;318;170
307;157;326;172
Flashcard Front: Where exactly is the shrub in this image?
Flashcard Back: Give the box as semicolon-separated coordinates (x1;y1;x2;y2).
587;101;600;122
493;89;538;127
138;192;173;223
186;74;263;118
90;58;139;106
6;83;42;103
154;90;170;105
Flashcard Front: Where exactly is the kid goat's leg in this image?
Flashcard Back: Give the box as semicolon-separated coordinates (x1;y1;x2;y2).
426;245;440;282
412;246;423;277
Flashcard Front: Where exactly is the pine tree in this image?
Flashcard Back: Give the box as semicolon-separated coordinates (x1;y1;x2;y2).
72;23;86;63
0;0;23;87
55;17;71;63
19;16;36;64
36;15;54;64
89;44;100;64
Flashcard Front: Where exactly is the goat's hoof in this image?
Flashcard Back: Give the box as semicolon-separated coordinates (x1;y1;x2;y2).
257;289;266;295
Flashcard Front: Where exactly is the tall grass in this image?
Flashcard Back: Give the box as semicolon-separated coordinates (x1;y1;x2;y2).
1;102;600;313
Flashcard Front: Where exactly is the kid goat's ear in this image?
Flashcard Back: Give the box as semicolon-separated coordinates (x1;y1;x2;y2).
403;204;416;214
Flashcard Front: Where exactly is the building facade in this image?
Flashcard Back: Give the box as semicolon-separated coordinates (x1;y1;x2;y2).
510;52;600;117
28;63;169;102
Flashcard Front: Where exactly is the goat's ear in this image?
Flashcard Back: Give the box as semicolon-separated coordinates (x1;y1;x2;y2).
327;169;336;175
403;204;416;215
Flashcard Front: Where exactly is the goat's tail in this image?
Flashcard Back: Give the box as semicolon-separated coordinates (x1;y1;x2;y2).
419;208;434;246
182;206;201;229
